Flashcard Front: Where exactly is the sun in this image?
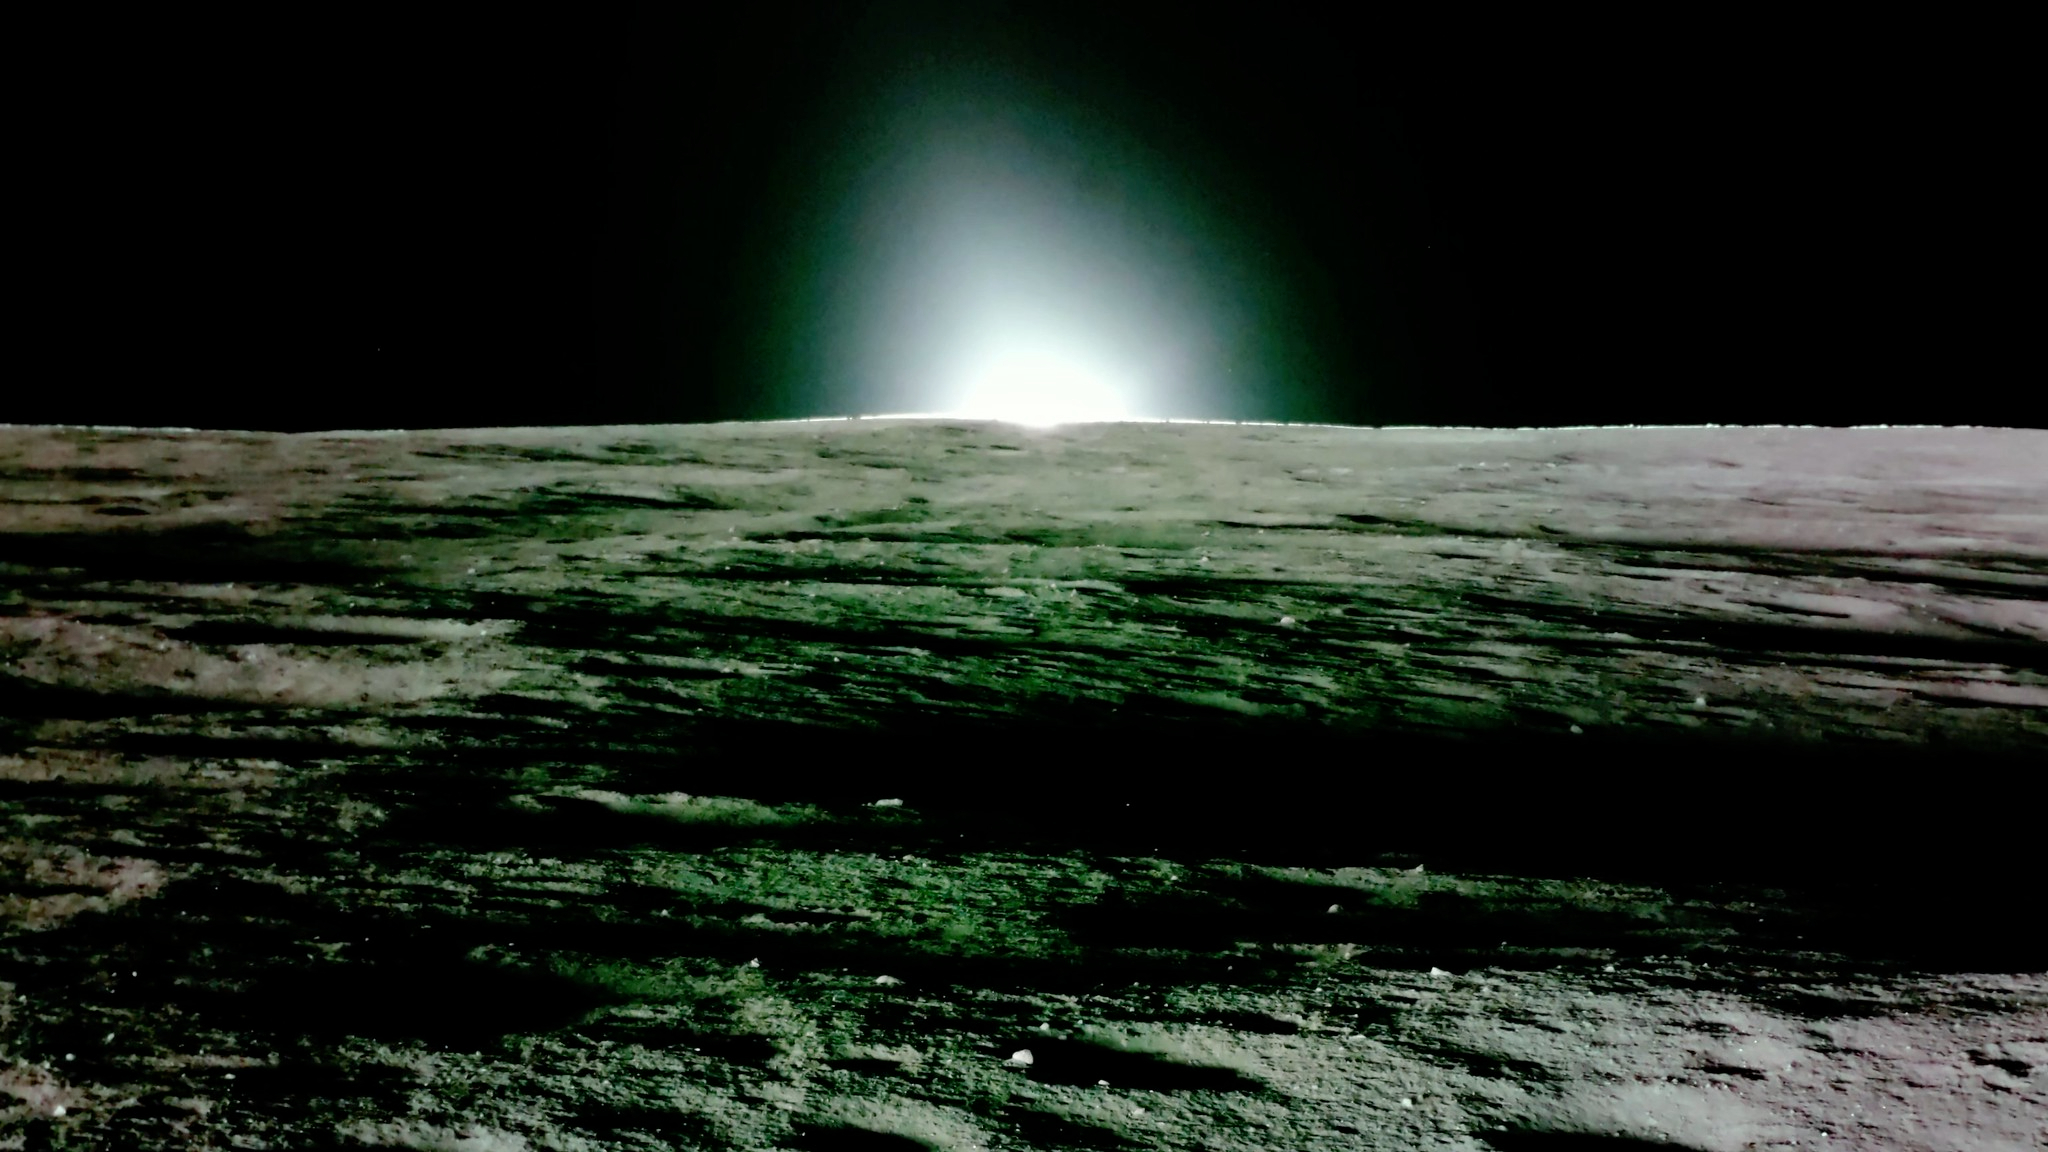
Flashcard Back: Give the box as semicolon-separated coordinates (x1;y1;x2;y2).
943;346;1139;428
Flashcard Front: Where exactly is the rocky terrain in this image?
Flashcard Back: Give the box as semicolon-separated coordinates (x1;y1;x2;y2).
1;419;2043;1150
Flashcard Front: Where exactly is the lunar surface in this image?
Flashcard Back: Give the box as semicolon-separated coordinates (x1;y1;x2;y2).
1;419;2043;1151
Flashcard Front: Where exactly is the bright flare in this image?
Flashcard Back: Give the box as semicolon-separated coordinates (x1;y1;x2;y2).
946;347;1136;428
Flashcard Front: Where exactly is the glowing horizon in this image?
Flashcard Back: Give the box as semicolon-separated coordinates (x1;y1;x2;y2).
773;54;1260;429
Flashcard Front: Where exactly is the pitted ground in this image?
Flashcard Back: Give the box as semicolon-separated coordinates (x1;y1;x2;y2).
1;420;2043;1150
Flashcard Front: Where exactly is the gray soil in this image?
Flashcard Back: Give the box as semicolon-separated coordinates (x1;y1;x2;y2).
1;419;2043;1151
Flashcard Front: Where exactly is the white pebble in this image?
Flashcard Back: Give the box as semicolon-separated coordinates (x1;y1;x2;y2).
871;798;904;808
1694;696;1707;707
1400;1097;1413;1108
1428;967;1451;977
874;974;902;986
1326;904;1342;914
1568;724;1584;735
1008;1049;1034;1066
52;1105;66;1117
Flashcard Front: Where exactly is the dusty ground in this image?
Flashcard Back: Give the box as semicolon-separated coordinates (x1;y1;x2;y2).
1;419;2043;1150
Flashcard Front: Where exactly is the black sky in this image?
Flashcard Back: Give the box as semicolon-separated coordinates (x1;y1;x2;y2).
15;5;2034;431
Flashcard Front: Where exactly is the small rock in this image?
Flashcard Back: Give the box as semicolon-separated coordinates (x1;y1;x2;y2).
1694;696;1708;707
874;975;903;986
1279;615;1297;627
1131;1106;1147;1116
871;798;904;808
747;958;760;968
1568;724;1584;735
1428;967;1451;978
52;1105;66;1117
1096;1079;1111;1087
1007;1049;1034;1066
1326;904;1342;914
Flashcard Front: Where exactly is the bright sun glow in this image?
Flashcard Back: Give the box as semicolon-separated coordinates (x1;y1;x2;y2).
945;347;1137;428
816;69;1247;427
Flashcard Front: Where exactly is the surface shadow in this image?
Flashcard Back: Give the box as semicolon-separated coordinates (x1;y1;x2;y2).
1479;1131;1697;1151
785;1123;937;1151
0;877;625;1052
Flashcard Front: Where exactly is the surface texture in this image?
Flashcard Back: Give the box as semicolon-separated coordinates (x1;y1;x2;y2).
2;420;2044;1150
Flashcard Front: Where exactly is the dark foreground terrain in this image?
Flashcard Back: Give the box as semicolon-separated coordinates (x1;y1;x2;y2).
2;420;2043;1150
